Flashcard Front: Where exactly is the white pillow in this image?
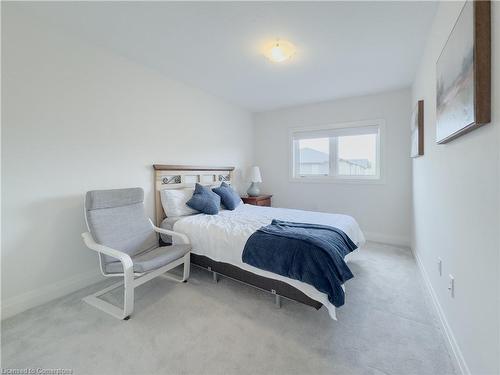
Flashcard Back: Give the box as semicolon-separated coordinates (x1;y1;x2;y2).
160;188;199;217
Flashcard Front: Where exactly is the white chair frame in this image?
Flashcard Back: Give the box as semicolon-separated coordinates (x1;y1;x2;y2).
81;219;190;320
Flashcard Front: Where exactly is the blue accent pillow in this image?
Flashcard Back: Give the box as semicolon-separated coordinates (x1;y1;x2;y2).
212;182;242;210
186;183;221;215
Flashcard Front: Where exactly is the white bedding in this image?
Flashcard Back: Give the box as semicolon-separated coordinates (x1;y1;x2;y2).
169;204;365;319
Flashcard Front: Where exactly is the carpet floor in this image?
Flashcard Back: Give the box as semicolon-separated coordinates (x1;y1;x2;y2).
1;242;456;375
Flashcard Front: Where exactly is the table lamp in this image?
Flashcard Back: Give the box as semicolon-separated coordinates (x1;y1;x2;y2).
247;166;262;197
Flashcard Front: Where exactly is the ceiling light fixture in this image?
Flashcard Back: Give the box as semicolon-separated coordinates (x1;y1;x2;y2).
264;39;296;63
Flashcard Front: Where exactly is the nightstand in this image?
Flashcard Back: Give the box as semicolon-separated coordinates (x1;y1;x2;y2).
241;195;272;207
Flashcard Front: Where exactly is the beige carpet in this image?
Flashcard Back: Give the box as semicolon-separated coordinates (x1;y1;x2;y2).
1;242;456;375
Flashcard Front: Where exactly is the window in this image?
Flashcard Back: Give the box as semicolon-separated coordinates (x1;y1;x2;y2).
291;120;382;182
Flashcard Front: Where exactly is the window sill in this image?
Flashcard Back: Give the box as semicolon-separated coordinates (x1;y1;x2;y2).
289;176;385;185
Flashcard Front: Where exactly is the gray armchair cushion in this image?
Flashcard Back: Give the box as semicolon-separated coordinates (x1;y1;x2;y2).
85;188;158;264
86;187;144;210
105;244;191;274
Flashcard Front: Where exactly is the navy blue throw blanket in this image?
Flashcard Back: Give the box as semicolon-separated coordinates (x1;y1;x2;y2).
242;220;358;307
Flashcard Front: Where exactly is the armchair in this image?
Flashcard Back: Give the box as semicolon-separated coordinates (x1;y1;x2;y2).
82;187;191;320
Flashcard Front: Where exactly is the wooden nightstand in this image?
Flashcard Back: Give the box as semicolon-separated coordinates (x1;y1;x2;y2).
241;195;273;207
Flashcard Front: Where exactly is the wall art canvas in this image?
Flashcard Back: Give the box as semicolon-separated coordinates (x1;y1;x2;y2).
436;0;490;144
411;100;424;157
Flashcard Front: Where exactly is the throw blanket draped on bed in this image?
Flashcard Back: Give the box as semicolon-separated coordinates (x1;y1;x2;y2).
242;220;357;307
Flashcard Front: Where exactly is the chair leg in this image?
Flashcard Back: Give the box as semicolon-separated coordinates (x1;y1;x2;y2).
84;255;189;319
158;253;191;283
182;252;190;282
123;270;134;319
83;274;135;320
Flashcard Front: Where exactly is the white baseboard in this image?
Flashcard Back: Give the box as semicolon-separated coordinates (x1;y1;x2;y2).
413;250;470;375
363;231;410;248
1;269;103;320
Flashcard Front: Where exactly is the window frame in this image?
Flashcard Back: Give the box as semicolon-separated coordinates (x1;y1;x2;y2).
289;119;385;184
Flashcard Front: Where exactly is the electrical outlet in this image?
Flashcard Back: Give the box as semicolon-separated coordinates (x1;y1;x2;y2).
448;275;455;298
437;258;442;276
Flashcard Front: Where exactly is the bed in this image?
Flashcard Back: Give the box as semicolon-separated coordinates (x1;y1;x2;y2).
153;164;365;319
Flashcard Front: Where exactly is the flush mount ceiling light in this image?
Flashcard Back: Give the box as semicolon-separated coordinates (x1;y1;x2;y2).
264;39;296;63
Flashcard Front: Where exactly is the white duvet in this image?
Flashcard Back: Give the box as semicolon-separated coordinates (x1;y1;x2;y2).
170;204;366;319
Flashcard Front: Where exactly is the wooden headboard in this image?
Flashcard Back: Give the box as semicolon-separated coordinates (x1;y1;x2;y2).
153;164;235;225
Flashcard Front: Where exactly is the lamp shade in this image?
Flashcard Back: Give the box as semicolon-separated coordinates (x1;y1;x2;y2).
249;166;262;183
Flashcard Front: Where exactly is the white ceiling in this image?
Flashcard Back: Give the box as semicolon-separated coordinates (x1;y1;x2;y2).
21;1;437;112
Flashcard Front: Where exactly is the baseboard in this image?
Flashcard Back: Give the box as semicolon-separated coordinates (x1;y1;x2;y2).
413;250;470;375
1;269;103;320
363;231;410;248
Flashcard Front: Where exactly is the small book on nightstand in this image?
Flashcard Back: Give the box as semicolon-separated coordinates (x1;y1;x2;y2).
241;195;272;207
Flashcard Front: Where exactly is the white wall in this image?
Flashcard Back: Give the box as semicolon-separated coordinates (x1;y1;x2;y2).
254;89;412;246
411;2;499;374
1;7;254;318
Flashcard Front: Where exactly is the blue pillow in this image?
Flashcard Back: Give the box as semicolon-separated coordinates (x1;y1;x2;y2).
186;183;221;215
212;182;242;210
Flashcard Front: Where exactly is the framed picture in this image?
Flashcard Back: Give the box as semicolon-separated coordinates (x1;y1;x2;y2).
411;100;424;158
436;0;490;144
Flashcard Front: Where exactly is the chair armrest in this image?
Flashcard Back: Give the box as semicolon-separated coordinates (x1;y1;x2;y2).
81;232;134;272
149;219;190;245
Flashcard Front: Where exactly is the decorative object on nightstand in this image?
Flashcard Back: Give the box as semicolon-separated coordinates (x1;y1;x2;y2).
247;166;262;197
241;195;272;207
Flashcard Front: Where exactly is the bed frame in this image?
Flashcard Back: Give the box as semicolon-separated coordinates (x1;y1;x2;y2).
153;164;322;310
